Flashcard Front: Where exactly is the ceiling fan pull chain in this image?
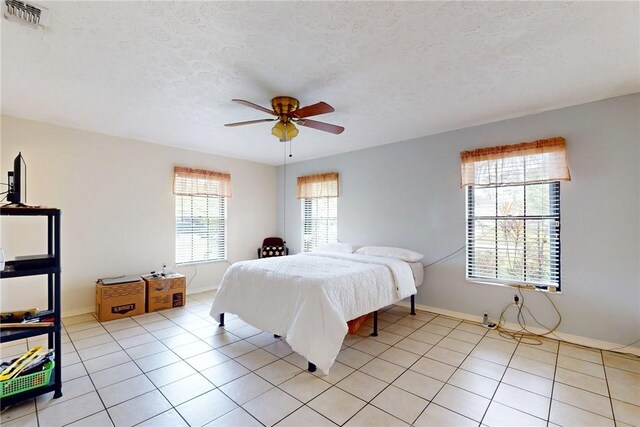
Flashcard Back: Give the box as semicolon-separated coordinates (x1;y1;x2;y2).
283;142;287;240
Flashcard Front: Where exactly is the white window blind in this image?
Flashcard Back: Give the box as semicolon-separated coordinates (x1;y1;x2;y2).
297;172;339;252
302;197;338;252
466;182;560;288
462;138;569;290
173;166;229;264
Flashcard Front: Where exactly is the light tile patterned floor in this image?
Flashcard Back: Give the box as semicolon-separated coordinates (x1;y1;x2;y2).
1;291;639;427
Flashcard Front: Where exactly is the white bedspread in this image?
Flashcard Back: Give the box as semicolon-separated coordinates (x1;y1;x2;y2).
210;252;417;374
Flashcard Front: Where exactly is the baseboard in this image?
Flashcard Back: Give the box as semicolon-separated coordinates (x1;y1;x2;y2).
62;287;219;318
186;285;218;295
62;306;96;318
396;300;640;357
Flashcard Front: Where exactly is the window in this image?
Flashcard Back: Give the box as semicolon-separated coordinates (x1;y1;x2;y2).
297;172;339;252
173;167;231;264
302;197;337;252
176;195;226;264
461;137;570;290
466;182;560;288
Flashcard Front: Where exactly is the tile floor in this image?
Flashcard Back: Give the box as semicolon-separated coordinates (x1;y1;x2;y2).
1;291;639;427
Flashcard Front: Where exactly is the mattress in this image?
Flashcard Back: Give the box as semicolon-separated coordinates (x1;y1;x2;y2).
210;252;417;373
409;261;424;287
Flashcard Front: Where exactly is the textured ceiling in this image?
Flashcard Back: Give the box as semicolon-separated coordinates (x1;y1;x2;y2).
2;1;639;165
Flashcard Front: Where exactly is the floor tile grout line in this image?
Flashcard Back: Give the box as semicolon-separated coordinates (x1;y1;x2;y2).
477;334;528;426
95;312;194;426
106;309;236;427
20;302;639;427
276;308;441;426
372;313;487;425
427;324;512;426
79;312;139;426
86;310;567;425
192;326;315;425
601;348;617;426
131;314;240;427
343;312;512;425
545;349;623;424
49;316;115;427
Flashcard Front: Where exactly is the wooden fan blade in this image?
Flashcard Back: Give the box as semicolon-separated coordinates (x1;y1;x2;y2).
297;119;344;134
232;99;277;116
292;102;335;118
224;118;276;127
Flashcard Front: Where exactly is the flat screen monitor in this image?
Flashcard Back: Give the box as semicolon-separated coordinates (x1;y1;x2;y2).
7;152;24;205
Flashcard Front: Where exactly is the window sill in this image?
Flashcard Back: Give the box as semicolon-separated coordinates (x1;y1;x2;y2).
466;278;562;295
176;259;229;267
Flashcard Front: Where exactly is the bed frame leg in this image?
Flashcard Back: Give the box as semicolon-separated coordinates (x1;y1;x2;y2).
219;313;225;327
371;311;378;337
308;362;316;372
411;295;416;315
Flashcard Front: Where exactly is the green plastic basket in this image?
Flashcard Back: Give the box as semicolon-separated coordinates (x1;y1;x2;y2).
0;360;54;398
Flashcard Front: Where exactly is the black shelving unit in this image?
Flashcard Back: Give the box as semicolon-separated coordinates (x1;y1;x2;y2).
1;207;62;408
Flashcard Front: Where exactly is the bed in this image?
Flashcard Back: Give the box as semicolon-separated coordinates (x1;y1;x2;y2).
210;250;424;374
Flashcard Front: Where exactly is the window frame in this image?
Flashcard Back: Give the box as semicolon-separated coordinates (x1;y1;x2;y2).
175;193;227;265
301;196;338;252
466;181;561;291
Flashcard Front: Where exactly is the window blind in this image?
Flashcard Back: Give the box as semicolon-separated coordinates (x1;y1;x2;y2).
462;138;568;289
466;182;560;288
173;166;229;264
302;197;338;252
176;195;226;264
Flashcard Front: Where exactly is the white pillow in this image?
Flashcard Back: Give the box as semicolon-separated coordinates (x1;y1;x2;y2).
355;246;423;262
312;243;355;253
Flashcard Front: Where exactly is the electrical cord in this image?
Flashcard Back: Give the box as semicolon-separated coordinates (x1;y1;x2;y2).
423;245;466;269
495;285;561;345
600;338;640;352
187;263;198;287
494;286;639;357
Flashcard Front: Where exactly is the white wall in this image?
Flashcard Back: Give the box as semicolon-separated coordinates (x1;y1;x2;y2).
1;116;277;315
277;94;640;348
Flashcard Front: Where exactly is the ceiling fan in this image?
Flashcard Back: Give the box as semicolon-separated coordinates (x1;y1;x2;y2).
224;96;345;142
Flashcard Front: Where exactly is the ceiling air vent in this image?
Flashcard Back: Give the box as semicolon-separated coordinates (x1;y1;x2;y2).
4;0;49;27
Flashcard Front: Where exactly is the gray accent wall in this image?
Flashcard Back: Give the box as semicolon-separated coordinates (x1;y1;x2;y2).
277;94;639;347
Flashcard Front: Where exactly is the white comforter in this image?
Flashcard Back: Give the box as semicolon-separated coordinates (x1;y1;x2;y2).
210;252;416;374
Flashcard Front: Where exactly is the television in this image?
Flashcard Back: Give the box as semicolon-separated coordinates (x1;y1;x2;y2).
7;152;25;206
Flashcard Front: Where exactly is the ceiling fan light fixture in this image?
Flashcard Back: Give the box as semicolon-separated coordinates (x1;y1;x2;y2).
272;121;299;141
227;97;343;139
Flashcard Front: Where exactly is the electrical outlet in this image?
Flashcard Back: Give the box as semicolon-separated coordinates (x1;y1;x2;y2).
513;294;520;306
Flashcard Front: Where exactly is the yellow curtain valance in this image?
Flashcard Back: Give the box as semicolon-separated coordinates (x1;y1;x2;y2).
296;172;339;199
173;166;231;197
460;137;571;187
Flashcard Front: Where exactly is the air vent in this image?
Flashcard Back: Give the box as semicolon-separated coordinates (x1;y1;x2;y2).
4;0;49;27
